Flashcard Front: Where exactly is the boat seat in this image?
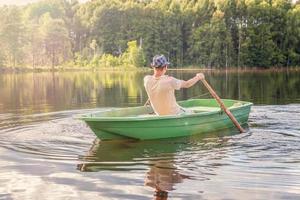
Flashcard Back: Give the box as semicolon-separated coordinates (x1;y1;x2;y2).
137;102;244;117
229;102;243;108
186;106;221;112
186;102;243;113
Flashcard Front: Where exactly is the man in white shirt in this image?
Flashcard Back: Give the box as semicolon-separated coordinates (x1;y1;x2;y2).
144;55;205;116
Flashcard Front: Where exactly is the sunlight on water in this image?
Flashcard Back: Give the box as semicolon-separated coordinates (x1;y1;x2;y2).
0;70;300;199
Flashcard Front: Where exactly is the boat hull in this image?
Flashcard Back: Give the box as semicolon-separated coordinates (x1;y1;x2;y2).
79;99;252;140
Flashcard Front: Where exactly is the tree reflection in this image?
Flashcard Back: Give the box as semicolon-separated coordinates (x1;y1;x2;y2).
0;70;299;115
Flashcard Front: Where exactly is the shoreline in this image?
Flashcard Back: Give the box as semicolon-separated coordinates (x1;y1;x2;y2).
0;66;299;74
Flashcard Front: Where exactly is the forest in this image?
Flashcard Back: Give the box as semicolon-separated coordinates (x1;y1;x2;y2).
0;0;299;69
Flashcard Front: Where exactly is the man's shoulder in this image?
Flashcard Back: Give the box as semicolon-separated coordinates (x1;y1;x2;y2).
166;75;175;79
143;75;152;83
165;76;180;82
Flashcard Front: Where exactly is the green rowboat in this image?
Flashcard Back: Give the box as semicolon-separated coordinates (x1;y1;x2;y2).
78;99;252;140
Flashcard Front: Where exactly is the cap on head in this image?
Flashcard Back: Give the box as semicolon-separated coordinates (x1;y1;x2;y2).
151;55;170;68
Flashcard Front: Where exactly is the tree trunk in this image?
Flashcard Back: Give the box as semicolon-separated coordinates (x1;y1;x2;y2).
237;29;241;68
52;46;55;71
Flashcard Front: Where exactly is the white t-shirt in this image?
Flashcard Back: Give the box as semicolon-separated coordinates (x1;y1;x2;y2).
144;75;184;116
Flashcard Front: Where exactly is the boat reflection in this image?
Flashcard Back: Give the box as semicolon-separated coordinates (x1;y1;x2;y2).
77;129;240;199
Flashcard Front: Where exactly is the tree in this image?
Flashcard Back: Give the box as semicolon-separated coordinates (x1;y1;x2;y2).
39;13;71;68
90;39;98;57
122;40;146;68
285;4;300;66
0;6;25;68
0;0;299;69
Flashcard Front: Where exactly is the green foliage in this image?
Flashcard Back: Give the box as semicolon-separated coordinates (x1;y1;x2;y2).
99;54;120;68
122;41;146;68
97;40;146;68
74;53;88;67
23;0;64;21
39;13;71;67
0;6;25;67
0;0;300;69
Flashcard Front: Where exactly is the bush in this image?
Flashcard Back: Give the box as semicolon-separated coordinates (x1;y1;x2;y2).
96;40;146;68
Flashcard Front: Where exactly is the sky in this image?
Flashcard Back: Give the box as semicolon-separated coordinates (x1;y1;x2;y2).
0;0;89;5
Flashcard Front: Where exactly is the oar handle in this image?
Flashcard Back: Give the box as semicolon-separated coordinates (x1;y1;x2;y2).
200;79;245;133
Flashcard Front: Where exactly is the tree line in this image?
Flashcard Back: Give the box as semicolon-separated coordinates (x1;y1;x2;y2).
0;0;299;69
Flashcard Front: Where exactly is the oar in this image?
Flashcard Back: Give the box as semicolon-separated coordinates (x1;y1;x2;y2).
144;99;150;106
200;78;245;133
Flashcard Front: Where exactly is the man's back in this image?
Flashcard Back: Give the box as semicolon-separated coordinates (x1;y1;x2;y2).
144;54;204;116
144;75;183;116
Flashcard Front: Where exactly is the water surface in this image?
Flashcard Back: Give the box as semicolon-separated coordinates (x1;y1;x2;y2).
0;70;299;199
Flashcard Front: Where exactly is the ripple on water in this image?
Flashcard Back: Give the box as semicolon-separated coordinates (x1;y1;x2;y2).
0;109;104;164
0;105;300;199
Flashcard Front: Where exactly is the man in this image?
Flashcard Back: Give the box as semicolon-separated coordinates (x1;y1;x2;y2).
144;55;205;116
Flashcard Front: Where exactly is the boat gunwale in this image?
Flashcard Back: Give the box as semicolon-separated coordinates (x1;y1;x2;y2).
77;99;253;122
91;113;250;129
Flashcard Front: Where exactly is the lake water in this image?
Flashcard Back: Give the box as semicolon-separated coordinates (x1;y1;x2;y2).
0;70;299;200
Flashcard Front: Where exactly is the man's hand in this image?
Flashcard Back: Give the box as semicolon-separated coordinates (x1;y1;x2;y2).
181;73;205;88
196;73;205;80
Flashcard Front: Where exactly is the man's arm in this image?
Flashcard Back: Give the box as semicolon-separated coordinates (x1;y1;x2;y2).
181;73;205;88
